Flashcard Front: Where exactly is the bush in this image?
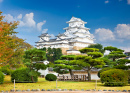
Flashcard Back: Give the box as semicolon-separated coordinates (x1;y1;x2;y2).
45;74;57;81
98;67;112;78
11;68;38;83
100;69;128;86
126;70;130;84
0;71;4;84
0;65;13;75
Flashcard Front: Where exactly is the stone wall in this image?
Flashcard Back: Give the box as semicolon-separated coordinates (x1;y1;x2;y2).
61;48;69;55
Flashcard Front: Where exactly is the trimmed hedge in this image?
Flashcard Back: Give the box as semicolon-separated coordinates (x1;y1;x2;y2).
11;68;38;83
45;74;57;81
98;67;112;78
100;69;128;86
0;71;4;84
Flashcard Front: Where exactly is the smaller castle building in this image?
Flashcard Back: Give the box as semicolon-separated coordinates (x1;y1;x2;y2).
36;17;95;55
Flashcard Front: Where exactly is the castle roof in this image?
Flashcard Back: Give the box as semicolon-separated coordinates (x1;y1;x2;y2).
38;33;51;37
63;26;90;30
66;17;87;24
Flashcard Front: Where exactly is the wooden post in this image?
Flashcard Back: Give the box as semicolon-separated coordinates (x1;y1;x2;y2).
95;79;97;90
56;79;57;89
14;79;15;92
63;75;65;81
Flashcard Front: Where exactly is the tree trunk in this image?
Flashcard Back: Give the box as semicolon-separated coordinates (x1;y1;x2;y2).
113;58;115;61
31;76;34;83
69;69;74;77
87;68;91;81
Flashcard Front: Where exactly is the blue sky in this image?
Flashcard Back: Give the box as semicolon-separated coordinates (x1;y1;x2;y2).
0;0;130;51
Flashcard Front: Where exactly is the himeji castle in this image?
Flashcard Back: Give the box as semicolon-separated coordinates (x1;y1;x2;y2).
36;17;95;55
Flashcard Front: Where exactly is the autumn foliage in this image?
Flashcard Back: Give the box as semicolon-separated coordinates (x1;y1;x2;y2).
0;11;32;67
0;11;19;65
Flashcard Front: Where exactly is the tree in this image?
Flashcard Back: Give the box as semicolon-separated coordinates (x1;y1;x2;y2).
23;48;47;82
88;43;104;54
104;46;126;61
78;48;105;81
0;11;19;65
40;47;62;63
8;35;33;68
113;59;130;70
54;55;80;77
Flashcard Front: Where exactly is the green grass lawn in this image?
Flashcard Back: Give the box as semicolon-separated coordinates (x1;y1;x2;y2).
0;75;130;91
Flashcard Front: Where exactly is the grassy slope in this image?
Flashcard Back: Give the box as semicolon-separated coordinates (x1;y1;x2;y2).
0;75;129;91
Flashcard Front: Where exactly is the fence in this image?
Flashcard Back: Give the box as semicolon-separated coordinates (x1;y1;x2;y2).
57;75;88;81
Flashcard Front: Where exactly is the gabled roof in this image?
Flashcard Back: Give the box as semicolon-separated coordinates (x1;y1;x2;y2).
56;33;67;37
66;16;87;24
38;33;51;37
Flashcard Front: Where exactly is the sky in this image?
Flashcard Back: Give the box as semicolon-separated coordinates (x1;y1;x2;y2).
0;0;130;52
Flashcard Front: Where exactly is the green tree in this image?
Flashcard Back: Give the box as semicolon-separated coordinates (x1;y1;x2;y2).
88;43;104;54
40;47;62;63
104;46;126;61
8;35;33;68
113;59;130;70
77;48;105;81
23;48;47;82
54;55;79;77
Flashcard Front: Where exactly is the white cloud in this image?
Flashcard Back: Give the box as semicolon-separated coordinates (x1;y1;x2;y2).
95;28;115;42
114;24;130;39
21;13;36;27
0;0;3;3
105;0;109;3
42;29;48;33
50;34;55;38
4;14;15;22
17;14;22;19
127;0;130;4
4;13;47;32
37;21;46;31
120;47;130;52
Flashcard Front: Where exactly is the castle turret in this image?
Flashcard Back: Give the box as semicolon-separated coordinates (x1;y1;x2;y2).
38;33;51;41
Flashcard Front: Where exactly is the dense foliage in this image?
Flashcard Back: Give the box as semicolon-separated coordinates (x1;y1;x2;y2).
45;74;57;81
97;67;112;78
100;69;128;86
126;70;130;84
0;65;13;75
0;71;4;84
11;68;38;83
23;48;47;82
40;47;62;63
0;11;32;68
88;43;104;53
53;68;69;74
78;48;105;81
54;55;77;77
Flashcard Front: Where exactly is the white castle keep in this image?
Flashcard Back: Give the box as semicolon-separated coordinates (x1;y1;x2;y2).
36;17;95;55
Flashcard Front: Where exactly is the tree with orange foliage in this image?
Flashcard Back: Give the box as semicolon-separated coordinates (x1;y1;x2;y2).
0;11;32;68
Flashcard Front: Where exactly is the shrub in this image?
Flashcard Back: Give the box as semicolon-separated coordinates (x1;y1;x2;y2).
11;68;38;83
126;70;130;84
0;65;13;75
97;67;112;78
45;74;57;81
100;69;128;86
0;71;4;84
